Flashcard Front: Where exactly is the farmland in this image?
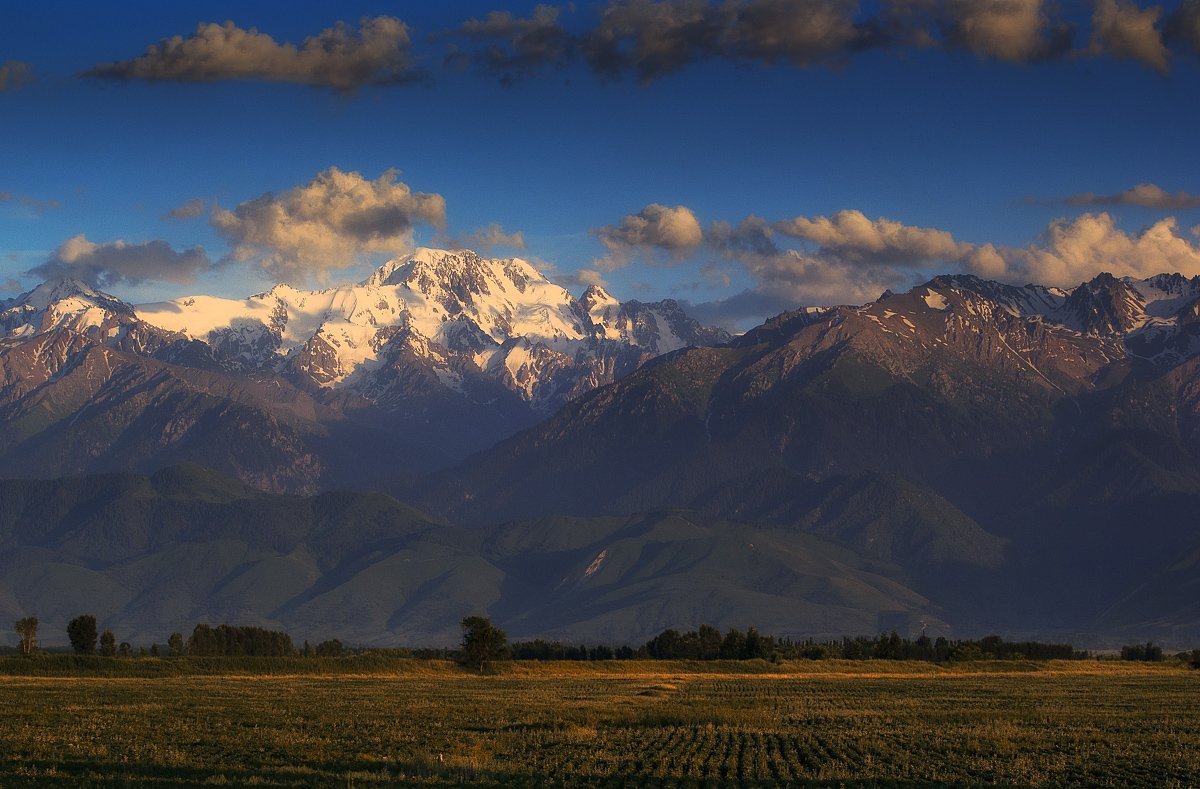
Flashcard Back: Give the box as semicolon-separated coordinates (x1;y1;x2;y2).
0;661;1196;786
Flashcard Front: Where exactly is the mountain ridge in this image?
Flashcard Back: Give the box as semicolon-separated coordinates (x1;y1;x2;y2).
0;248;730;491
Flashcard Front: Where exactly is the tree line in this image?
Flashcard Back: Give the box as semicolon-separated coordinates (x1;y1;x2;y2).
11;615;1200;669
512;627;1091;662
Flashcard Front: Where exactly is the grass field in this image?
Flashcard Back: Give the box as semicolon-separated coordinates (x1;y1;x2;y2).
0;660;1196;786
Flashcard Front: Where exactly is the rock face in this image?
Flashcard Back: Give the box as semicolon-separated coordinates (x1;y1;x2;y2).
0;250;729;492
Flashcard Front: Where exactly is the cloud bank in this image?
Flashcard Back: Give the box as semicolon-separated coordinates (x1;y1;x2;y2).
449;0;1192;82
85;17;424;92
211;167;446;284
599;199;1200;326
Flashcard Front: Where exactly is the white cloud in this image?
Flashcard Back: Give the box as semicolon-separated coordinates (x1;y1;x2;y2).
988;212;1200;286
594;203;704;269
212;167;446;285
775;209;977;267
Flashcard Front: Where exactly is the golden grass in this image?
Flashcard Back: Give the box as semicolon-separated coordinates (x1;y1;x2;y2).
0;660;1193;786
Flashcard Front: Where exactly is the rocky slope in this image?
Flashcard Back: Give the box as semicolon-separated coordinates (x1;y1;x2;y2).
421;271;1200;641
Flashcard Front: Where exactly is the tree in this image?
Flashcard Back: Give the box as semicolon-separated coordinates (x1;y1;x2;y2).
460;616;507;672
14;617;38;658
118;642;132;657
67;615;98;655
167;632;185;656
99;630;116;657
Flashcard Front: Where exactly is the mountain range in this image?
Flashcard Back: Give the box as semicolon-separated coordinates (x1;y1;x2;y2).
0;248;727;492
5;258;1200;646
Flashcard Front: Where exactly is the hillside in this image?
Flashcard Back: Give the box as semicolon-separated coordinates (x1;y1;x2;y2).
0;465;946;646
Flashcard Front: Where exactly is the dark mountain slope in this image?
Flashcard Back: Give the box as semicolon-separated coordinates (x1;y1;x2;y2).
0;466;945;647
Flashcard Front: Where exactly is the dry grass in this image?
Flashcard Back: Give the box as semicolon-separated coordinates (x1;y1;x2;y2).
0;660;1194;786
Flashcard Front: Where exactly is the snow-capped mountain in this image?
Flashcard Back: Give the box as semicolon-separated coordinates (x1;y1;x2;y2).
130;248;729;410
0;249;730;491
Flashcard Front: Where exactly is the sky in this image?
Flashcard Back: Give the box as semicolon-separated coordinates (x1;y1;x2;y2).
2;0;1200;329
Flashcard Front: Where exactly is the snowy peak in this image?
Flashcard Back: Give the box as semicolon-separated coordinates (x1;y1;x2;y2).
0;278;135;338
2;249;729;413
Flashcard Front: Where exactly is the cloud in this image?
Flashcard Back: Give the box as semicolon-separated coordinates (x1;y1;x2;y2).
454;5;575;83
1166;0;1200;53
774;209;979;267
162;197;206;220
211;167;446;284
594;203;704;269
28;235;211;288
941;0;1073;61
449;0;1200;84
0;60;34;92
556;267;610;290
85;17;424;92
706;212;946;308
460;223;527;251
1088;0;1170;73
1;277;24;293
0;191;59;213
984;212;1200;286
1062;183;1200;209
583;0;872;82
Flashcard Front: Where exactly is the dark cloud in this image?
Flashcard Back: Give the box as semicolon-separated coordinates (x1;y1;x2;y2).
1166;0;1200;53
85;17;425;93
162;198;206;220
682;288;803;329
0;60;34;92
449;0;879;84
449;0;1200;83
1062;183;1200;209
28;235;211;288
454;5;575;83
584;0;873;82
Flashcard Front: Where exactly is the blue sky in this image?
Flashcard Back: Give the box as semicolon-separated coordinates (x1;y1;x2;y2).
3;1;1200;327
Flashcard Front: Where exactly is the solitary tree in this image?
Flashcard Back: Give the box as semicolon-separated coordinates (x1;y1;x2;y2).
67;615;98;655
460;616;507;672
167;632;185;657
99;630;117;657
14;617;38;658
